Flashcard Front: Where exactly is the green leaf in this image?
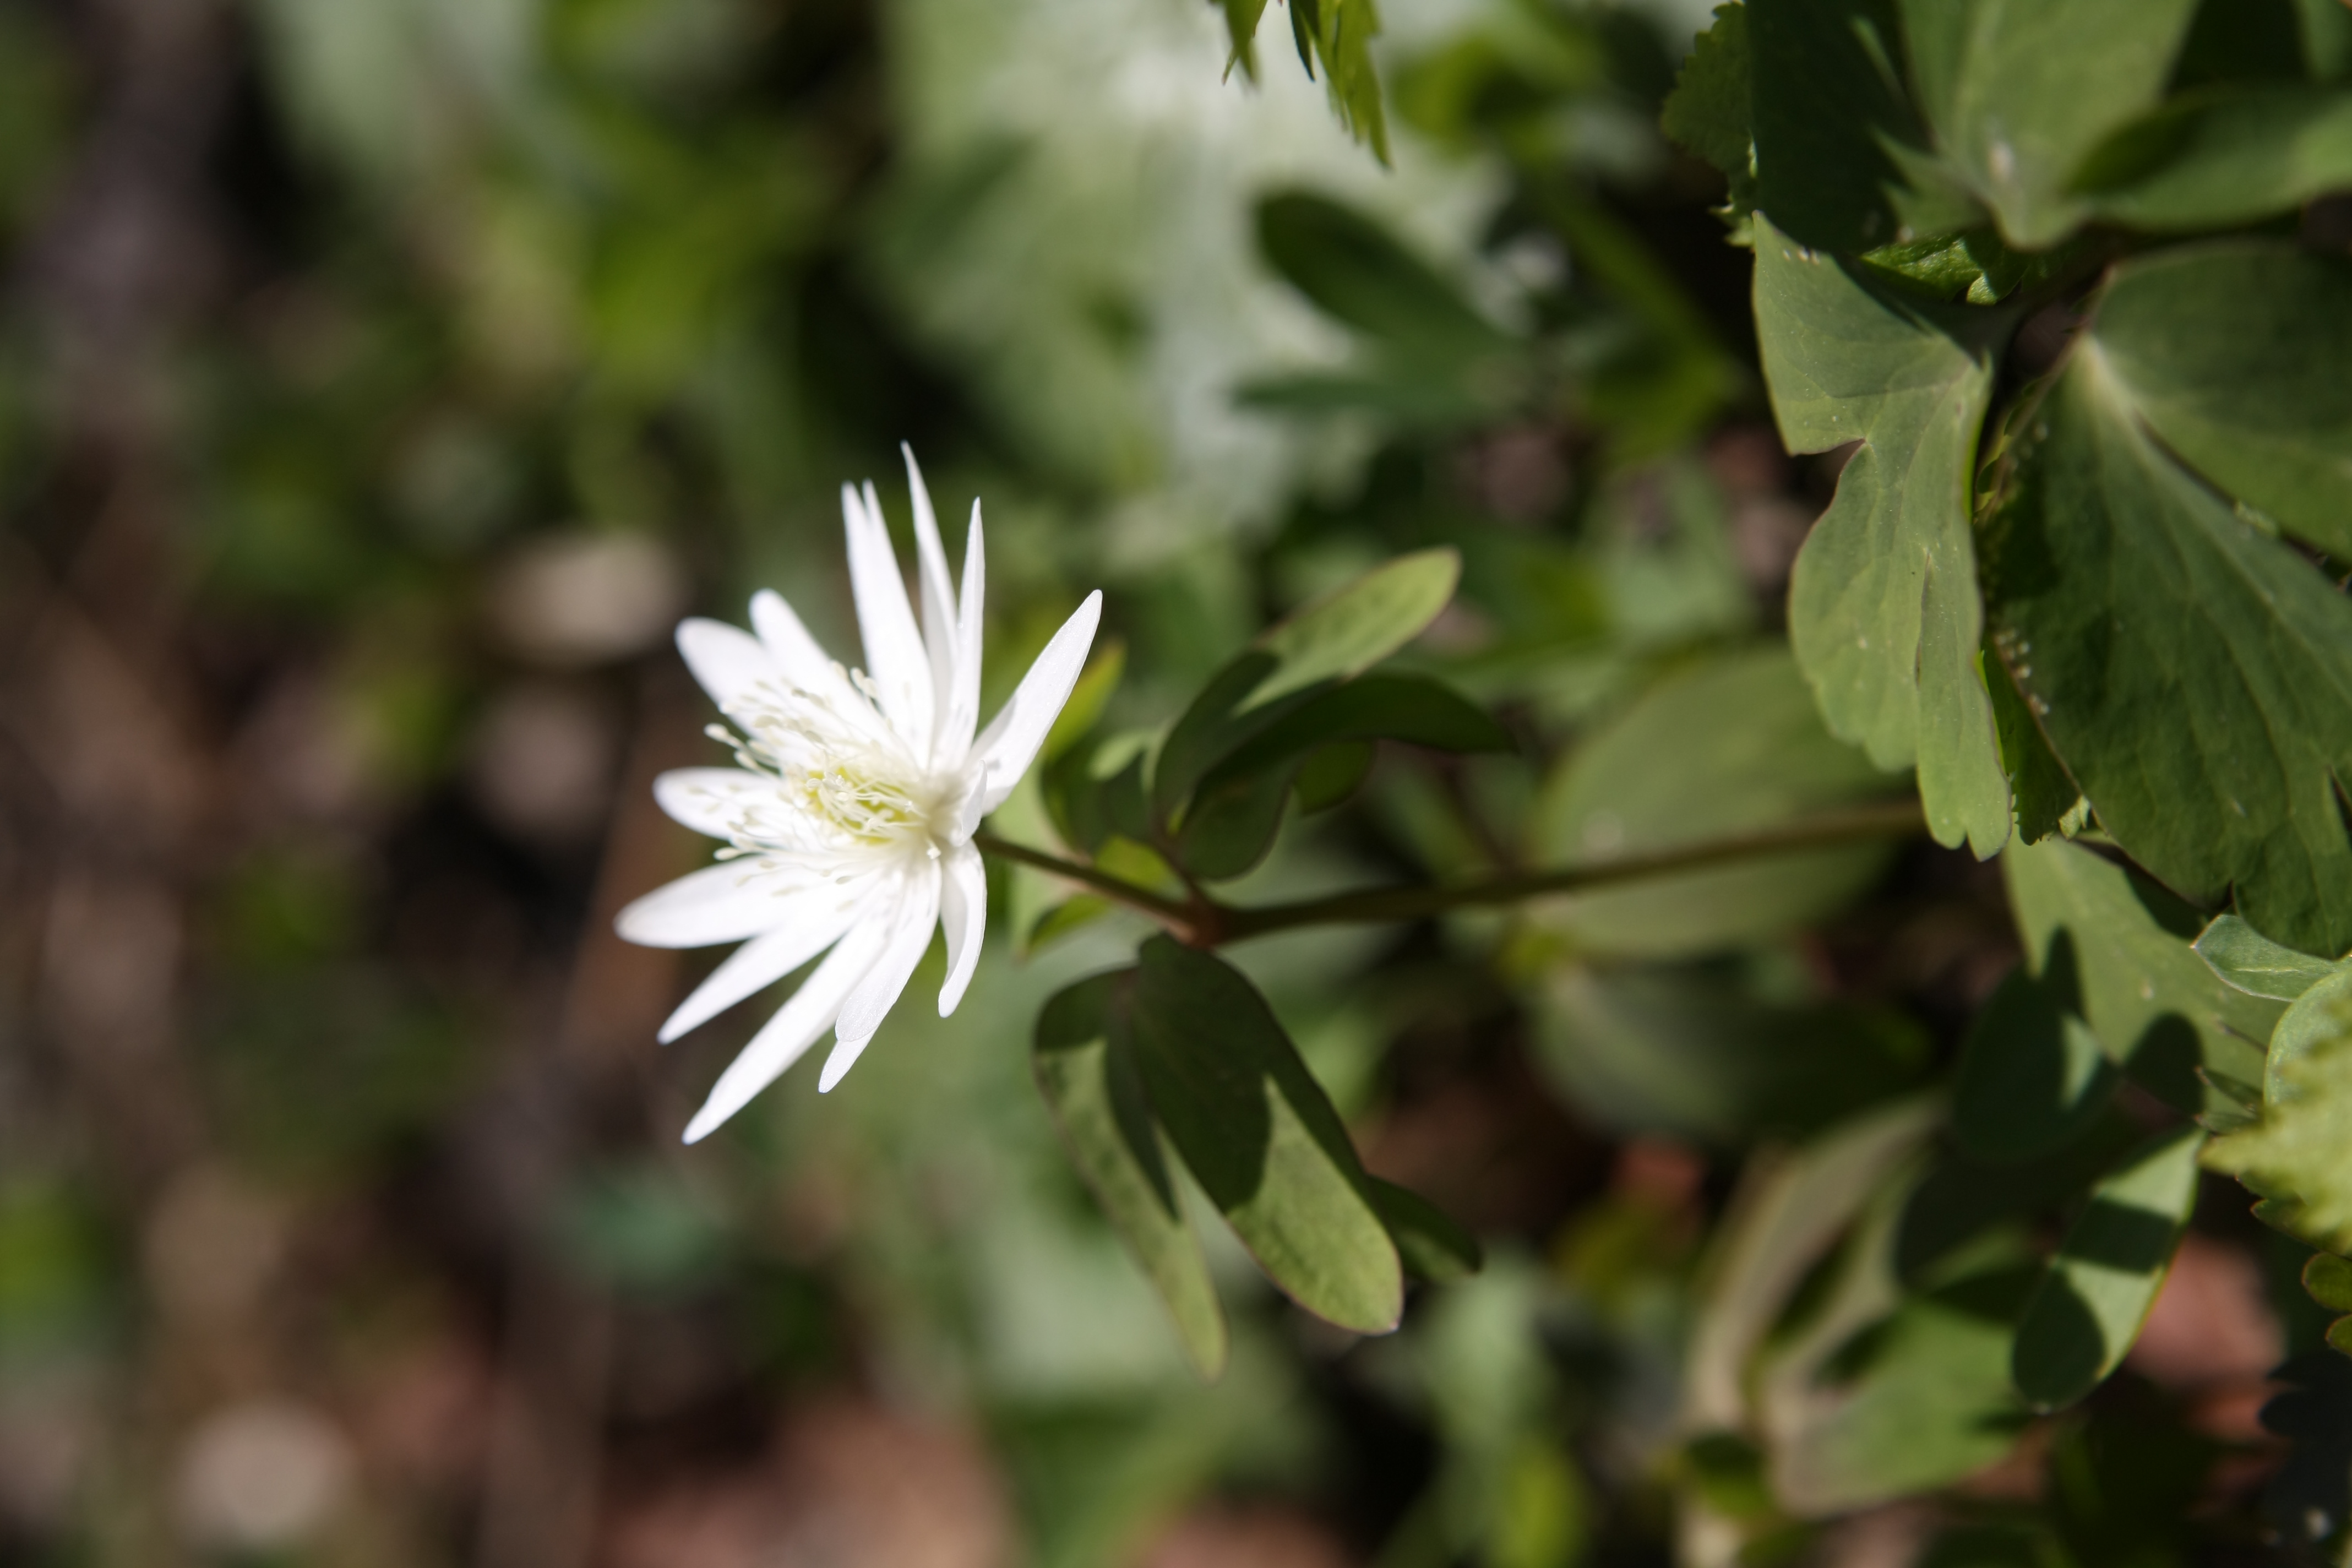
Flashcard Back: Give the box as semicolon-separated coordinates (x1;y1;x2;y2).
1294;740;1374;814
2268;967;2352;1108
1985;643;2083;843
1754;217;2012;857
1216;0;1273;78
2002;837;2280;1115
1759;1187;2034;1514
1367;1177;1482;1283
1043;641;1125;764
1896;0;2201;246
1174;672;1508;880
1032;971;1230;1378
1152;549;1461;821
1126;937;1403;1334
1952;968;2119;1166
2011;1125;2205;1411
1684;1097;1943;1433
1894;1115;2142;1285
1980;333;2352;959
2087;242;2352;560
2078;86;2352;234
1528;647;1899;958
1748;0;1960;252
1255;195;1500;360
2195;914;2348;1002
1533;963;1929;1147
2305;1252;2352;1311
1661;4;1756;210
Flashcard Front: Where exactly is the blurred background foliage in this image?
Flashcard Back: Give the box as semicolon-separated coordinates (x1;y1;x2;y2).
0;0;2324;1564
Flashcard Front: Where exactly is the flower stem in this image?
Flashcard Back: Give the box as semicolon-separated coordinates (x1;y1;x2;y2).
974;796;1929;946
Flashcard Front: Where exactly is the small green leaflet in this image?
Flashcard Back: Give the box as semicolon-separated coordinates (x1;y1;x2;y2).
2193;913;2348;1003
1896;0;2201;247
1216;0;1389;161
1032;971;1229;1378
1980;333;2352;959
2010;1125;2204;1411
2089;243;2352;561
1752;217;2012;857
2002;837;2278;1115
1153;548;1459;820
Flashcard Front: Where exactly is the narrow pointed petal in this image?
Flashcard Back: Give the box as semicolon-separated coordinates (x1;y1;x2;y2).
677;619;781;714
842;483;935;754
656;885;867;1043
820;863;943;1090
681;919;889;1143
902;445;960;760
963;590;1103;827
617;863;808;949
936;499;986;772
749;590;851;698
935;842;987;1017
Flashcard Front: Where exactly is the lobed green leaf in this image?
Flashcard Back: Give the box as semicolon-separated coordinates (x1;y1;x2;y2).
1753;217;2012;857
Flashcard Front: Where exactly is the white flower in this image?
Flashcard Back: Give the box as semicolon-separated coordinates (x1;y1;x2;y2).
617;447;1102;1142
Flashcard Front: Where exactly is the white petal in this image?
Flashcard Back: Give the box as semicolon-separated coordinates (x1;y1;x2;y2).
676;618;781;714
936;842;987;1017
680;918;890;1143
652;768;785;841
656;884;867;1043
936;499;985;773
963;590;1103;828
820;862;943;1090
617;863;806;949
902;445;961;764
843;482;935;754
749;590;847;696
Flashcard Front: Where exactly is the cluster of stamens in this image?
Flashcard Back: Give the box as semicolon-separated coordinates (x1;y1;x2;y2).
692;667;950;883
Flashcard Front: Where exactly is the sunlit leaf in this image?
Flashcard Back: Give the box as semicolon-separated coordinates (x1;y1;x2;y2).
1367;1177;1482;1283
1754;216;2012;857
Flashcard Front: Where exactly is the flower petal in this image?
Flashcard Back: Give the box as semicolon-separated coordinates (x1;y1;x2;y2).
676;618;782;714
819;862;943;1090
616;862;808;949
962;589;1103;829
655;882;868;1043
843;481;935;756
935;841;987;1017
749;590;845;694
652;767;785;841
680;917;890;1143
902;445;961;765
937;499;985;774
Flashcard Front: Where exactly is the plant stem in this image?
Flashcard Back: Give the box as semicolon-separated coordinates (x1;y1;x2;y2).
974;796;1929;946
970;831;1199;930
1217;797;1928;940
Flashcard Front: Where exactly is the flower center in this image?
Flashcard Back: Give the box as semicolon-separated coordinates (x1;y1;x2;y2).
704;671;954;875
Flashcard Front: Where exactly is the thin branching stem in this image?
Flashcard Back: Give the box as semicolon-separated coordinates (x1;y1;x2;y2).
974;796;1929;947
